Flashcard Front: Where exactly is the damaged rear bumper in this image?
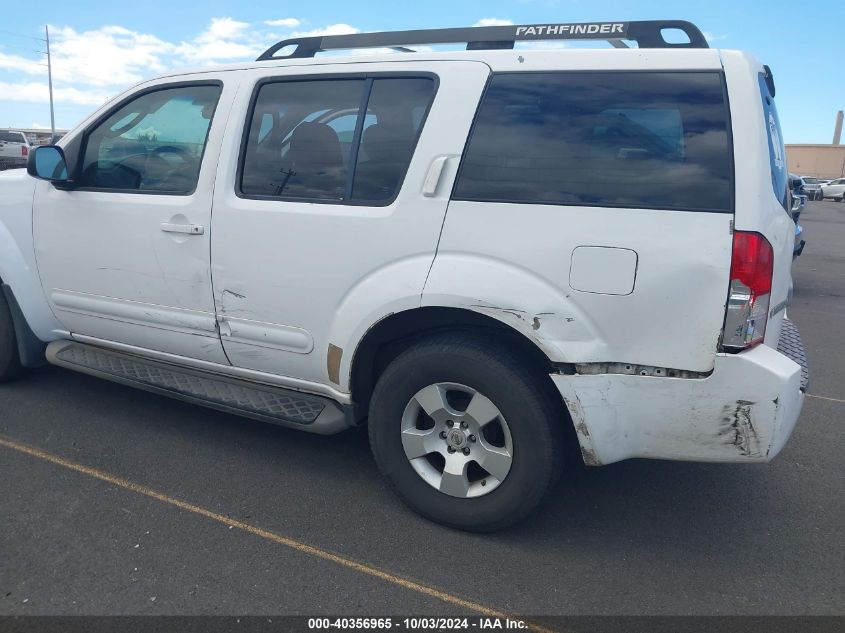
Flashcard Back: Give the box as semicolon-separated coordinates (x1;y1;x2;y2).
553;320;807;466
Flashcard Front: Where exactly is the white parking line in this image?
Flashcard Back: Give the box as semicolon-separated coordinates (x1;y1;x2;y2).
806;393;845;405
0;435;557;633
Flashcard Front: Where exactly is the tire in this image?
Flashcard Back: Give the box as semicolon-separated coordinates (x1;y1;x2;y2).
0;289;23;382
368;331;565;532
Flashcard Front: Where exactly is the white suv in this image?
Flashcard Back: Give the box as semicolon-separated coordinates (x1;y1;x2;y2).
821;178;845;201
0;20;808;530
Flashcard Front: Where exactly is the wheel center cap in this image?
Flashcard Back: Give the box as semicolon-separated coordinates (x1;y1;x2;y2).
446;428;466;448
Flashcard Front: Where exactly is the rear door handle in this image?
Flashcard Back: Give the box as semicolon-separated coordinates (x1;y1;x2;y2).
421;155;452;197
160;222;204;235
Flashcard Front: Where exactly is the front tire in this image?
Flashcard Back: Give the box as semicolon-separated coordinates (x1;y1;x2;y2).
0;290;23;382
368;332;565;531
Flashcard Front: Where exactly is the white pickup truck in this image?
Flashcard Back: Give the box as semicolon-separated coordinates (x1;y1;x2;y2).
0;130;30;171
0;20;808;530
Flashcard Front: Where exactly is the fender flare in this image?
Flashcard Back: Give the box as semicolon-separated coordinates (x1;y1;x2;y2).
1;284;46;366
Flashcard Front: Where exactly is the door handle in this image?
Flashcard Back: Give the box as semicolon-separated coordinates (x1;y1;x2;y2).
422;155;452;197
160;222;204;235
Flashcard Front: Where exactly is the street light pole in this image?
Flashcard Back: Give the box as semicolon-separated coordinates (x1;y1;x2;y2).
45;25;55;142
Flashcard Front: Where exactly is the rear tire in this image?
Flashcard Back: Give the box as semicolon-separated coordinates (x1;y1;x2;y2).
0;290;23;382
368;332;565;532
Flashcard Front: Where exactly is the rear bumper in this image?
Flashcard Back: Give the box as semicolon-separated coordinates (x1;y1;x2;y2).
553;319;807;465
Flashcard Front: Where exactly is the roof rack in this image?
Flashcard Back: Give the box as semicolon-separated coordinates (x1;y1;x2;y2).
256;20;709;61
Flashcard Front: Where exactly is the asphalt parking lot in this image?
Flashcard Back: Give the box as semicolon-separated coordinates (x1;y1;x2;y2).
1;200;843;619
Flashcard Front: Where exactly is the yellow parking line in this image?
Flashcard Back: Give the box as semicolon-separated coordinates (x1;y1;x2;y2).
806;393;845;405
0;435;556;633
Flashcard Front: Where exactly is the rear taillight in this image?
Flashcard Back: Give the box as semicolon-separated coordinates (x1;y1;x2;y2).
722;231;773;351
21;145;28;157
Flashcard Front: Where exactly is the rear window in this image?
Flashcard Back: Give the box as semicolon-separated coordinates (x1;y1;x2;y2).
0;131;25;143
453;71;733;213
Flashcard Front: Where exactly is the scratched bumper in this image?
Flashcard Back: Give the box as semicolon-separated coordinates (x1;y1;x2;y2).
552;341;806;466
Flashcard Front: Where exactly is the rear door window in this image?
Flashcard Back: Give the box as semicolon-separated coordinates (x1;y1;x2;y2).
239;76;436;204
453;71;733;213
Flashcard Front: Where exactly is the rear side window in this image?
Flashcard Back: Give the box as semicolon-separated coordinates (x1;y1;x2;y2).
239;76;436;204
454;71;733;212
758;72;788;209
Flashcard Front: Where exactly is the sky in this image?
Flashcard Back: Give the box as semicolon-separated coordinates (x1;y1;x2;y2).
0;0;842;143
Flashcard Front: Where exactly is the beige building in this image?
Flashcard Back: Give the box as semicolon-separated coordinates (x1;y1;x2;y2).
0;127;68;146
786;144;845;180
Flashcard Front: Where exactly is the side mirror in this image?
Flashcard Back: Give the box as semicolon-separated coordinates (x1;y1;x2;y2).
27;145;71;186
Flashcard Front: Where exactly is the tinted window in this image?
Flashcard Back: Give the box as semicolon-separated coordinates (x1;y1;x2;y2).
454;72;733;212
758;73;788;209
0;131;25;143
240;77;435;203
352;78;435;201
78;84;221;193
241;79;362;200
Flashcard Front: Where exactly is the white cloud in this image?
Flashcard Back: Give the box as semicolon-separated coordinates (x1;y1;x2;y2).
703;32;728;42
201;17;251;40
264;18;301;28
0;81;111;105
0;18;365;112
290;24;360;38
0;52;46;76
174;17;263;65
473;18;514;27
31;122;49;129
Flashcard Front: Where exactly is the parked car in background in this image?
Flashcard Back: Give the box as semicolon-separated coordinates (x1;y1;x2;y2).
788;173;806;198
789;174;806;258
0;131;30;170
821;177;845;201
800;176;823;200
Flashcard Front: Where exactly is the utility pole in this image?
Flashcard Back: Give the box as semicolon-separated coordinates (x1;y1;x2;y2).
45;25;56;143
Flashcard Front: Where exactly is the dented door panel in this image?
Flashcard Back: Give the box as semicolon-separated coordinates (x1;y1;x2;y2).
211;61;490;385
425;204;733;373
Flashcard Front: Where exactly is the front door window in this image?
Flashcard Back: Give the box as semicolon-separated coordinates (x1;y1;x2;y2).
77;84;221;193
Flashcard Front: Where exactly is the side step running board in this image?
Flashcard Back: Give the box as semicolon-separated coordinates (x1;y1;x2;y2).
46;341;350;434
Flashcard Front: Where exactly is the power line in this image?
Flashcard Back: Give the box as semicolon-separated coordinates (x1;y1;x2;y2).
0;29;46;42
45;24;55;140
0;41;45;55
0;57;47;69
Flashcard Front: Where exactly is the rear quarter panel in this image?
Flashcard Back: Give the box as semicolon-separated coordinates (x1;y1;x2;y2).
425;49;734;372
425;204;732;372
721;50;794;346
